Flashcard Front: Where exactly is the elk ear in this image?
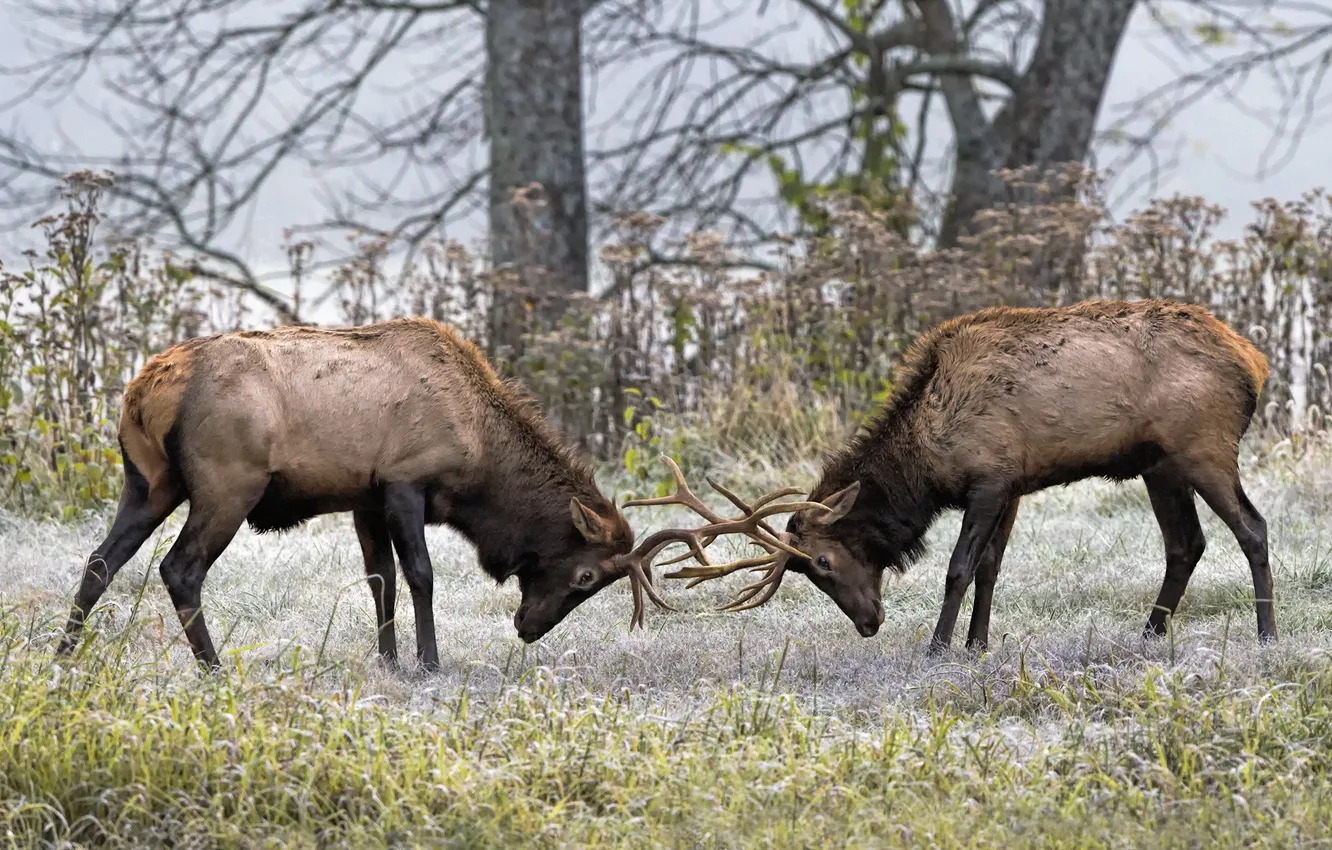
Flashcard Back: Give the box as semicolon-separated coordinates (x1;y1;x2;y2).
570;498;611;544
809;481;860;528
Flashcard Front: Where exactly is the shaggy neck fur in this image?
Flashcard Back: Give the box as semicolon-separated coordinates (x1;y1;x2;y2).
811;430;945;574
448;406;631;582
805;359;949;574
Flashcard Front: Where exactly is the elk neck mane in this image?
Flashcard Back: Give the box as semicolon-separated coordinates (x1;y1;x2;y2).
420;322;596;477
810;326;947;574
412;318;634;561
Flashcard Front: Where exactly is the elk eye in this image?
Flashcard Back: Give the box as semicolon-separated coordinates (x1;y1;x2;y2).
576;570;595;588
815;555;831;571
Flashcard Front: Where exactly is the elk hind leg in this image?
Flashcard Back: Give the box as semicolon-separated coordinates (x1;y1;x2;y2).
158;473;268;671
966;497;1021;652
1181;455;1275;642
354;509;398;665
58;456;183;655
1142;470;1207;638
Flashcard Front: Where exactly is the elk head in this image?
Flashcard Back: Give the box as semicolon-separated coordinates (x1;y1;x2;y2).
507;497;638;643
773;483;885;636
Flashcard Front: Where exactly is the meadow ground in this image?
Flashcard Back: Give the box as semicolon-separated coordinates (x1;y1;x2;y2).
2;445;1332;847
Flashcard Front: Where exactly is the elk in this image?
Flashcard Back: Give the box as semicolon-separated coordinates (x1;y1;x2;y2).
55;318;721;671
670;299;1276;654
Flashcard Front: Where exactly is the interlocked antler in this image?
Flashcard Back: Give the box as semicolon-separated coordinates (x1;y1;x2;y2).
614;457;829;627
663;473;827;612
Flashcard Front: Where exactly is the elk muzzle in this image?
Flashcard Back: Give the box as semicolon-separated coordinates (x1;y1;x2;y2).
857;599;886;637
805;569;885;638
512;597;584;643
513;604;539;642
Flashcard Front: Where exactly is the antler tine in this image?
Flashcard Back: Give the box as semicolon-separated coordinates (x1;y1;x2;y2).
616;456;833;626
646;497;824;570
704;477;804;543
626;557;674;631
616;504;725;631
665;552;779;587
621;456;726;524
628;565;645;630
662;477;830;612
737;500;830;560
654;485;809;567
717;559;789;612
707;478;804;517
751;487;809;510
660;494;827;610
656;544;718;567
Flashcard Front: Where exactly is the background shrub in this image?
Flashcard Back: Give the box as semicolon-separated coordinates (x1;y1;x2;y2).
2;169;1329;518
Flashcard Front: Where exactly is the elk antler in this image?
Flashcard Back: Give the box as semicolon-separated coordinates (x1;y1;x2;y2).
614;456;830;627
663;476;825;613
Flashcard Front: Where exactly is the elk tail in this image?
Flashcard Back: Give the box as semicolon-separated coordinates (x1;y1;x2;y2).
118;342;200;492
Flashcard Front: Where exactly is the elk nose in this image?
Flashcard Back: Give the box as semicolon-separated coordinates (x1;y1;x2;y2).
857;601;884;637
513;604;531;632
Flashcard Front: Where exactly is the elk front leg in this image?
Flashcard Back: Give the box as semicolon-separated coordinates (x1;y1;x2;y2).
354;509;398;666
1142;470;1207;638
965;497;1021;652
382;482;440;671
1183;458;1276;642
929;481;1013;656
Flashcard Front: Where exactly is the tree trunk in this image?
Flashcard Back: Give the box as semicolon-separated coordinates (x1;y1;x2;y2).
485;0;589;340
933;0;1138;247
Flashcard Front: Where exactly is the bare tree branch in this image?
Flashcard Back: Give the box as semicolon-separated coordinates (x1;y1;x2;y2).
0;0;487;307
2;0;1329;298
1102;0;1332;196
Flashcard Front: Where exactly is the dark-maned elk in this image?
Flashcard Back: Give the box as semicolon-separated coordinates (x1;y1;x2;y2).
669;299;1276;655
55;318;710;671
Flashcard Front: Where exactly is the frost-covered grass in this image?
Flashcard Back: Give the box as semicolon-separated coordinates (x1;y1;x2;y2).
2;447;1332;846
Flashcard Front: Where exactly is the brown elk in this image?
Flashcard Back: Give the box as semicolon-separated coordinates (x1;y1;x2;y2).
671;299;1276;654
54;318;738;671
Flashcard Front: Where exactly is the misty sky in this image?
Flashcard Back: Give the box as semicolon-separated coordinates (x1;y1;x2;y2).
0;0;1328;289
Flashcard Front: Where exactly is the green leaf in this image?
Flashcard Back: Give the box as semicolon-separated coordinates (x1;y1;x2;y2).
1194;22;1230;46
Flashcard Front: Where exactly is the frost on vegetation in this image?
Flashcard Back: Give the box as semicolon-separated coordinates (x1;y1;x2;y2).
2;448;1331;715
2;169;1332;841
1;450;1331;843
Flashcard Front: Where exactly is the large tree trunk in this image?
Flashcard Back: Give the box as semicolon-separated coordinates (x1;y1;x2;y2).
927;0;1138;247
486;0;589;342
